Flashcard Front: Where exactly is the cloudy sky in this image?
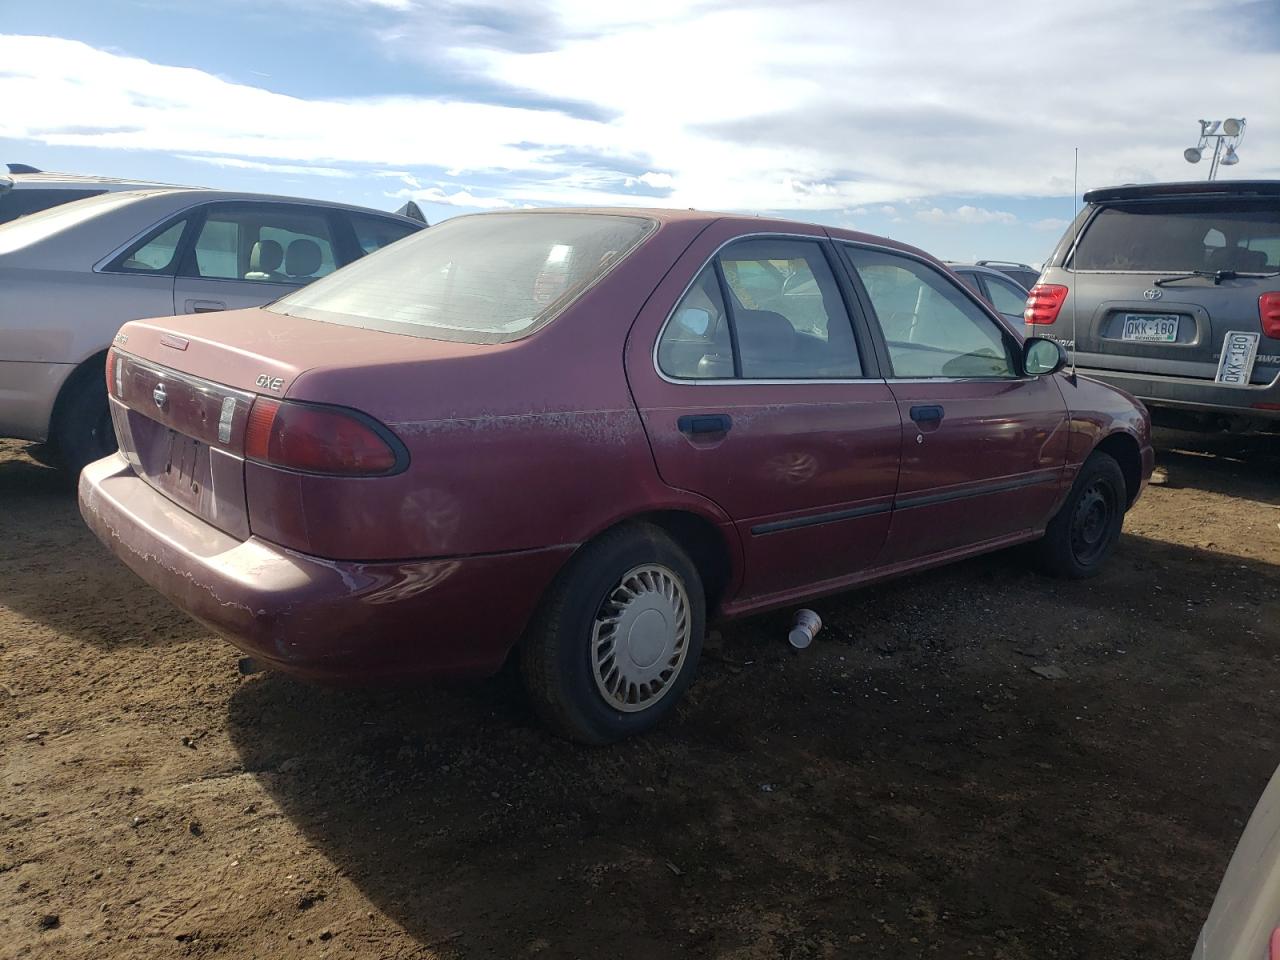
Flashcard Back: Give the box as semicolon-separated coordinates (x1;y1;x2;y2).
2;0;1277;264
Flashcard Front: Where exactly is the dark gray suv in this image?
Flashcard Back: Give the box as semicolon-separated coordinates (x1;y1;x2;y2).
1028;180;1280;432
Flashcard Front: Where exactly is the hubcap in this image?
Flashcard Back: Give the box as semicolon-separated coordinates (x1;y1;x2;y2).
1070;479;1115;565
591;564;691;713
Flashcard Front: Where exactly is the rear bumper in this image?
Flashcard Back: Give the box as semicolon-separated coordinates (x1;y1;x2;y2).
1077;366;1280;421
78;454;572;683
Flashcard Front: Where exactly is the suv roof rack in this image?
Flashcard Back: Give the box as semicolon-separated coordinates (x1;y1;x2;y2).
1084;180;1280;203
976;259;1033;269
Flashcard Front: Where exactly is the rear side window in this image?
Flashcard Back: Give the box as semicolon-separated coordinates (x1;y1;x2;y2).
272;213;654;343
658;238;863;380
349;214;419;255
1072;200;1280;272
115;219;188;273
0;188;105;224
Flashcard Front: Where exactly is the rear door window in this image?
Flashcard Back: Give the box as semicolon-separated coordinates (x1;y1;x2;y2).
183;204;338;284
719;239;862;379
1072;200;1280;272
657;238;863;381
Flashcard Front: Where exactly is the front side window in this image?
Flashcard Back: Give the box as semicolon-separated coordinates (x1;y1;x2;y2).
657;238;862;381
844;246;1016;379
185;205;337;284
272;212;654;343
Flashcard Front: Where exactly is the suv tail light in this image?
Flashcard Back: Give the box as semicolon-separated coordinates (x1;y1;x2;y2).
1261;292;1280;339
244;397;405;476
1025;284;1069;325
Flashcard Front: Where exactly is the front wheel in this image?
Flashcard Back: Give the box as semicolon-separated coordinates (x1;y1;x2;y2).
1034;451;1127;579
520;523;705;744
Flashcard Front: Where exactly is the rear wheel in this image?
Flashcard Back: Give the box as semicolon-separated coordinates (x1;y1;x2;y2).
520;523;705;744
1034;451;1126;579
53;368;115;476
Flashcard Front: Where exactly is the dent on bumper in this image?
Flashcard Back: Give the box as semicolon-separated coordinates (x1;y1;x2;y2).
1080;366;1280;418
78;454;572;682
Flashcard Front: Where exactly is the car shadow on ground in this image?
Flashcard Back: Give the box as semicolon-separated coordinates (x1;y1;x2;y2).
0;443;209;649
225;532;1280;959
1152;428;1280;505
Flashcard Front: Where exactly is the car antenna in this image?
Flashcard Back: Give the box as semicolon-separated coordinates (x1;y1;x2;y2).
1069;146;1079;385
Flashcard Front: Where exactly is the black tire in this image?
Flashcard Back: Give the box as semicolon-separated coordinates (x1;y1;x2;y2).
52;367;116;476
1034;451;1127;579
520;523;705;744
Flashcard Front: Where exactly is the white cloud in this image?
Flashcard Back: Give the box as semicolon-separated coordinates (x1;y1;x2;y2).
916;205;1018;225
624;171;674;189
389;186;513;209
175;155;355;178
1033;217;1071;232
1;1;1276;216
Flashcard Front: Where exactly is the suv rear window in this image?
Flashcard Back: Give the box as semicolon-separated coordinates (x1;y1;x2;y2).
271;212;654;343
1072;200;1280;272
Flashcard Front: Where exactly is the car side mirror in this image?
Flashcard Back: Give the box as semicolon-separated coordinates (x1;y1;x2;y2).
1023;337;1067;376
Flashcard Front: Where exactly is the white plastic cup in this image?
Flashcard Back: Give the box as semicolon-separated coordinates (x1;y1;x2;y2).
788;609;822;650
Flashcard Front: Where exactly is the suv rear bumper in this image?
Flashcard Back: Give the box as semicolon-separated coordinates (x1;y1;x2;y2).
1077;367;1280;421
78;453;572;683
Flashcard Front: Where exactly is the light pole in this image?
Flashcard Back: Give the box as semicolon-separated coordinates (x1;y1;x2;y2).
1184;118;1246;180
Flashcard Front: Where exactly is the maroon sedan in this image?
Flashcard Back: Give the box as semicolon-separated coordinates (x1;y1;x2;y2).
80;209;1153;742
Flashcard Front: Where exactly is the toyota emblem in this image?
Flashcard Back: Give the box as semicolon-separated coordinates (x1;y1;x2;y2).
1143;288;1162;301
153;382;168;409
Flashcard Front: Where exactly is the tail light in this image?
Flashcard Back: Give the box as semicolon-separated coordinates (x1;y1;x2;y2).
1025;284;1069;325
1260;292;1280;339
243;397;405;476
105;347;115;395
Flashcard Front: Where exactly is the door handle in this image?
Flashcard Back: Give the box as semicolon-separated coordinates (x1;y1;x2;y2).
185;299;226;314
909;404;944;425
678;413;732;436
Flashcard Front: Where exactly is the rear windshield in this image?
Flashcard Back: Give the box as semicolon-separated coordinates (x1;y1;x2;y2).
1072;199;1280;272
0;191;144;255
0;188;106;225
271;212;655;343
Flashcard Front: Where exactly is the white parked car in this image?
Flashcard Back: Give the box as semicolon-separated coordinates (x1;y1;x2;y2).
0;188;424;470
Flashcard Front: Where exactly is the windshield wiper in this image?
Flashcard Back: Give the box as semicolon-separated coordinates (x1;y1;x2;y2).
1155;269;1280;286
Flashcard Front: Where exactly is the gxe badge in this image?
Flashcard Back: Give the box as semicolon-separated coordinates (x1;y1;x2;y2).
1143;288;1162;301
153;382;168;409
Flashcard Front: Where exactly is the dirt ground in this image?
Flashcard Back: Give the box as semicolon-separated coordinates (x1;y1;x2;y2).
2;431;1278;960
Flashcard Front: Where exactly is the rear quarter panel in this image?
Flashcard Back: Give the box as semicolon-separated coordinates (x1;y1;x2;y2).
247;217;739;563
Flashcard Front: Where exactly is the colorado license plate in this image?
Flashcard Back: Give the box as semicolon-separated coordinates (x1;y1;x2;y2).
1121;314;1179;342
1215;331;1260;386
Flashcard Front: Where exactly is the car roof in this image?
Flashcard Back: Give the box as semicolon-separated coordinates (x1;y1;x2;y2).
1083;180;1280;203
